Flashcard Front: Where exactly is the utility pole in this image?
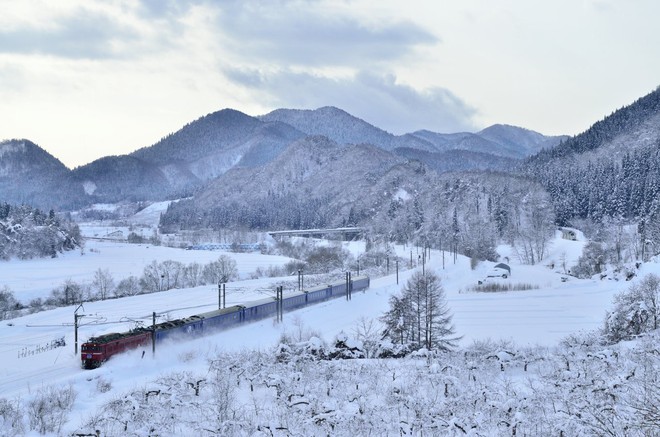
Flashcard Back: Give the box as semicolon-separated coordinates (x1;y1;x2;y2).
74;303;85;355
276;286;283;323
396;259;399;284
349;271;352;300
152;312;156;357
218;282;226;309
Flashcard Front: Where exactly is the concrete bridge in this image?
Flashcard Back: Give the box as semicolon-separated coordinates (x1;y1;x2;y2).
268;227;362;241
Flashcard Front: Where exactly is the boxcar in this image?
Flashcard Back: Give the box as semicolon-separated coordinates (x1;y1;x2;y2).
281;289;309;311
305;284;333;303
153;315;206;342
242;297;278;322
197;305;243;331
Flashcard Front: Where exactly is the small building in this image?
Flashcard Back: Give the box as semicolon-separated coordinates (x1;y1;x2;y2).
487;263;511;278
560;227;577;241
493;263;511;276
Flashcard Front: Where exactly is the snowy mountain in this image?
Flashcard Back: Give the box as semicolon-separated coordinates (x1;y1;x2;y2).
477;124;566;158
71;155;178;203
162;136;411;231
393;147;515;173
260;106;403;150
0;139;85;209
411;124;566;159
261;106;563;159
531;86;660;162
1;105;566;210
525;87;660;227
131;109;305;175
71;109;306;203
160;134;543;259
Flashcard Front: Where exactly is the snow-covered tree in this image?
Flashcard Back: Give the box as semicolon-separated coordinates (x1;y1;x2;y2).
572;241;607;278
0;286;20;320
513;189;555;264
604;273;660;342
381;270;459;351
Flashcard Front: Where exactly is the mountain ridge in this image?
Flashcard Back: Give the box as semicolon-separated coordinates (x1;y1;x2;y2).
1;106;565;210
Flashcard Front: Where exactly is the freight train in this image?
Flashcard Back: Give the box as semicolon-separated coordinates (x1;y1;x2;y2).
81;276;369;368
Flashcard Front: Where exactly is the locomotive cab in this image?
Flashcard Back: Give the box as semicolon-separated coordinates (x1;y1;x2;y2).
81;343;105;369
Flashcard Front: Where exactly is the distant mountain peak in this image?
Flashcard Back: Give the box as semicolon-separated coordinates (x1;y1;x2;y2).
260;106;397;149
0;139;82;209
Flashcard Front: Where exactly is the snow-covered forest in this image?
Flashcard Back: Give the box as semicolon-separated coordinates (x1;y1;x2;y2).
0;203;80;260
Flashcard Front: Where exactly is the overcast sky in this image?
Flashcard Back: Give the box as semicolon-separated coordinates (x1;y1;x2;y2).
2;0;659;168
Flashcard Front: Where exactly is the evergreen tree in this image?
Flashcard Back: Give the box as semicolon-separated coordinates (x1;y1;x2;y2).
381;270;460;351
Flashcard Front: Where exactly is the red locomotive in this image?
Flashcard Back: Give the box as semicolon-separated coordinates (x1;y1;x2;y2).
81;330;152;369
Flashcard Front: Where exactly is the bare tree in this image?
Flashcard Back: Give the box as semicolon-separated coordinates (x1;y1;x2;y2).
203;255;238;284
183;262;204;287
92;268;115;300
513;190;555;265
160;260;185;289
141;260;165;292
352;317;382;358
114;275;141;297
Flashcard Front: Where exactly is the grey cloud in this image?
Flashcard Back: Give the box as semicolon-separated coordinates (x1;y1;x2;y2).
214;1;438;67
0;10;138;59
227;68;478;134
137;0;201;20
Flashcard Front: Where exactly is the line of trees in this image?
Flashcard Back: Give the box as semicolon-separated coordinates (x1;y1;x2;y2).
2;255;240;318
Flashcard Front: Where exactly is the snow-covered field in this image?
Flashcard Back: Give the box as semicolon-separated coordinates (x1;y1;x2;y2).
1;219;657;435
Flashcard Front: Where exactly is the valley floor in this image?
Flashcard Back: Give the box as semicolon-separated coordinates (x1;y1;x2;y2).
0;227;657;435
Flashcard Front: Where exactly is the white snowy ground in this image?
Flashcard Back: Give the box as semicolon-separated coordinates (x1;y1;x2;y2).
1;222;657;432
